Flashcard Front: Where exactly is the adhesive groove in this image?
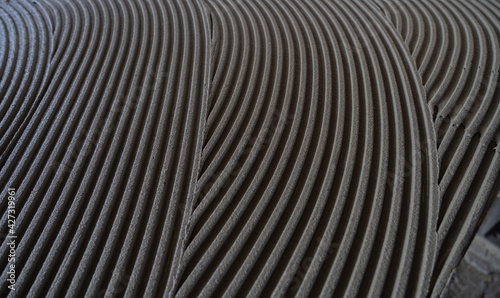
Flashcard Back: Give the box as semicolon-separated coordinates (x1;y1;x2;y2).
0;0;498;297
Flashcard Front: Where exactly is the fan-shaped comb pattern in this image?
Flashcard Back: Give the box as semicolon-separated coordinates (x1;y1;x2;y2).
378;1;500;294
0;0;210;296
174;1;438;297
0;0;498;297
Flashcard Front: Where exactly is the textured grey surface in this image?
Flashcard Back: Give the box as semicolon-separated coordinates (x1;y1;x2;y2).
0;0;499;297
443;196;500;298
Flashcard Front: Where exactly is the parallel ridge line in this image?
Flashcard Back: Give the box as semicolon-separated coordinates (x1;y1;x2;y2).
0;0;498;297
379;0;500;295
175;1;437;297
0;0;210;297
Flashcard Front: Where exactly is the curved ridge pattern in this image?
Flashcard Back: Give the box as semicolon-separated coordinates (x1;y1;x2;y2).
175;1;438;297
378;0;500;295
0;0;210;296
0;0;52;157
0;0;498;297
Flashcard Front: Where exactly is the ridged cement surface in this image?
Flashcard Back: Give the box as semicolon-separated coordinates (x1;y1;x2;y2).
0;0;498;297
378;1;500;295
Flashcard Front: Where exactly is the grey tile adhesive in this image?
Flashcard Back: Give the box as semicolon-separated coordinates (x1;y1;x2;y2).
0;0;499;297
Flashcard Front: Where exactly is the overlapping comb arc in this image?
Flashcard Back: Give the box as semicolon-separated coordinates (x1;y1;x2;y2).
0;0;498;297
378;0;500;295
0;0;210;296
175;1;438;297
